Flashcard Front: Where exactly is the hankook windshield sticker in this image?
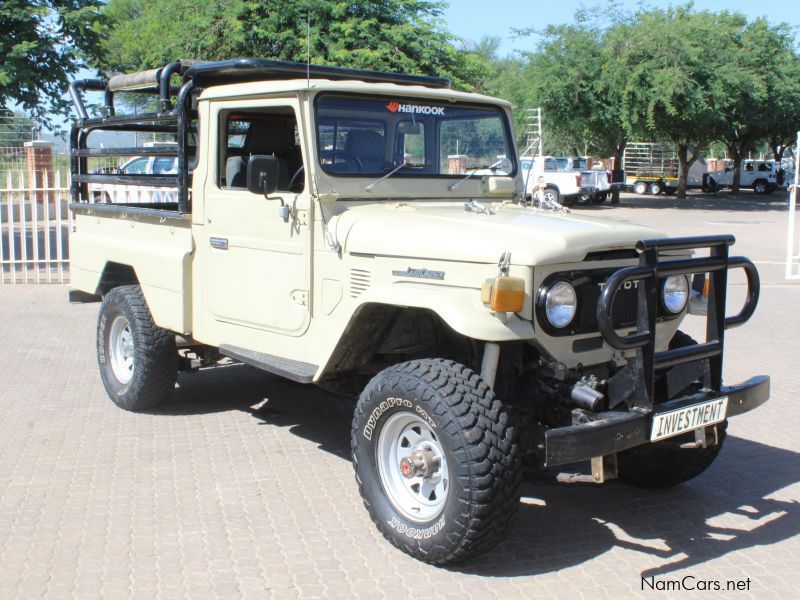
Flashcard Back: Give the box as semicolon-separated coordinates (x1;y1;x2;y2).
386;101;445;116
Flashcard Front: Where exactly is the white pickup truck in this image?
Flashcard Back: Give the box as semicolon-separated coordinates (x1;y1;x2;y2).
520;155;600;207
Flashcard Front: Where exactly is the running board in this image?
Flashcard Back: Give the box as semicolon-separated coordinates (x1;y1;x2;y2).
219;344;317;384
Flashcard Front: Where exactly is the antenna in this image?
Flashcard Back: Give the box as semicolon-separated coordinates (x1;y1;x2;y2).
306;12;311;90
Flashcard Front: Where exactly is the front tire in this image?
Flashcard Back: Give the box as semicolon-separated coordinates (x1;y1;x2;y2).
617;331;726;489
541;186;561;205
97;285;177;411
633;181;648;195
351;359;521;565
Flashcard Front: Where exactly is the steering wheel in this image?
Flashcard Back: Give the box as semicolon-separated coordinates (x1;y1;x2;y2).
322;151;363;172
288;165;305;192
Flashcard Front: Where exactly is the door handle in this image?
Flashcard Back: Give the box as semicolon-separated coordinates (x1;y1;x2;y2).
210;237;228;250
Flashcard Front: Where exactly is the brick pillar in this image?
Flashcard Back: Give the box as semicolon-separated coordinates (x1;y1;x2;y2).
24;140;53;203
447;154;467;175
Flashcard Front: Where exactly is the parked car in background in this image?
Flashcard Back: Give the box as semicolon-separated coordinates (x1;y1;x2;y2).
520;155;599;206
704;159;778;194
89;143;178;203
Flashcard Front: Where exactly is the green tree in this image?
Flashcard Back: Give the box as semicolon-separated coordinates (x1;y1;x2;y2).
710;16;800;193
609;5;727;198
754;22;800;166
0;0;100;121
87;0;477;89
512;4;630;201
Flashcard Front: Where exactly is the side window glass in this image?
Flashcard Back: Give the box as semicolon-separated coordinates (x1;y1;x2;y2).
123;157;148;174
219;109;304;192
757;163;771;172
745;163;754;172
153;157;177;174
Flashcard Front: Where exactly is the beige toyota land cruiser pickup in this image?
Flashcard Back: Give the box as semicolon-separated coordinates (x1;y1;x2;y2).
68;59;769;565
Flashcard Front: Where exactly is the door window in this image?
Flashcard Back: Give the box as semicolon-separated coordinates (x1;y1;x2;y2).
219;109;304;192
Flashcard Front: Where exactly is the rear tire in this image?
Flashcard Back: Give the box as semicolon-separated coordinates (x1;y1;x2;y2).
591;192;608;204
649;182;662;195
633;181;647;195
351;359;521;565
753;180;768;194
97;285;177;411
617;331;726;489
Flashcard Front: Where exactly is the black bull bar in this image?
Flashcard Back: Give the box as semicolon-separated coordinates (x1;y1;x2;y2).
545;235;770;467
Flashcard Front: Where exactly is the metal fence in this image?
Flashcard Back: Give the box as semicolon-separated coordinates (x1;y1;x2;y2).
1;171;71;284
786;131;800;280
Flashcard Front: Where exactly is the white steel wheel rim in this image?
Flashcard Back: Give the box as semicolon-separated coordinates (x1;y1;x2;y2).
635;183;646;194
543;190;556;202
109;315;135;384
376;412;450;523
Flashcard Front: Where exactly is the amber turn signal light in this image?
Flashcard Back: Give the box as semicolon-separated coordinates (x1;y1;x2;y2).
482;276;525;313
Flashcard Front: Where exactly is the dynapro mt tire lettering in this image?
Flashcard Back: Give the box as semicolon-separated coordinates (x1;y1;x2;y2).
97;285;177;411
351;359;522;565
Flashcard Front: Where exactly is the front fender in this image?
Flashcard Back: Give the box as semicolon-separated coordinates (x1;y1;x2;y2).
355;282;534;342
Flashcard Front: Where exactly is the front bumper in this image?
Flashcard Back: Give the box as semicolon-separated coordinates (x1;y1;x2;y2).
545;375;769;466
545;234;767;467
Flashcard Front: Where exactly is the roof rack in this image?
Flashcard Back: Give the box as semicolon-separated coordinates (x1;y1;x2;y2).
68;59;451;215
69;58;450;121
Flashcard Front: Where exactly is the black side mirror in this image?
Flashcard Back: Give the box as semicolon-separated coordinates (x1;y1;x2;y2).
247;155;280;196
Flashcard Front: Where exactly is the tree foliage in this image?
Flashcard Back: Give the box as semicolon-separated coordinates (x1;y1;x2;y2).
86;0;479;89
0;0;100;121
509;4;800;197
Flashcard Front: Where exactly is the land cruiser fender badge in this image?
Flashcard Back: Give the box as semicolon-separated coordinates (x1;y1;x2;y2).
392;267;445;280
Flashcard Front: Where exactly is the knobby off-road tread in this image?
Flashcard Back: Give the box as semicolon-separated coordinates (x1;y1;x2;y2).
352;358;522;565
98;285;177;411
618;330;726;489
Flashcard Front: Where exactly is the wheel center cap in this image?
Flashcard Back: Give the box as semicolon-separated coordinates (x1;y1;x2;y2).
399;457;415;478
399;446;441;479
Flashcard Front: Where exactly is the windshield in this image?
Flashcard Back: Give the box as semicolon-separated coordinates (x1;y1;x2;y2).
315;94;515;178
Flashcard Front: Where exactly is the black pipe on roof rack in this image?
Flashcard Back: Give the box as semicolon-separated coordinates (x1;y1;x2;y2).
159;61;184;112
68;79;107;121
183;58;451;89
176;79;195;213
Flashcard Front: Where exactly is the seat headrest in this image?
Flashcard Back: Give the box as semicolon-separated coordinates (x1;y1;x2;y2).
345;130;385;159
245;120;295;155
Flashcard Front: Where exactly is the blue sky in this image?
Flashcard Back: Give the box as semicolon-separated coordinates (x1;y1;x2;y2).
442;0;800;56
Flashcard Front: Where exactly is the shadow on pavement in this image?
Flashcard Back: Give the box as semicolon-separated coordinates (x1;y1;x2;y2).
155;363;799;579
576;190;790;213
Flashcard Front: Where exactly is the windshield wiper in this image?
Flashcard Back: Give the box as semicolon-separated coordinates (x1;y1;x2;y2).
447;159;505;192
365;160;411;192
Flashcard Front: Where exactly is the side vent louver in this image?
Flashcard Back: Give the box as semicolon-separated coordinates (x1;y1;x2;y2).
350;268;371;298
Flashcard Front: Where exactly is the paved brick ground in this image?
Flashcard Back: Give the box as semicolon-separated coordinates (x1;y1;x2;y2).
1;190;798;598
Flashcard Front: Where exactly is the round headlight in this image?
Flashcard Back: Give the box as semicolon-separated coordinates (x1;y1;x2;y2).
662;275;689;314
545;281;577;328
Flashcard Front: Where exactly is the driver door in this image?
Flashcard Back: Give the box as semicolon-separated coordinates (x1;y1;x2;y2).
202;98;310;337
